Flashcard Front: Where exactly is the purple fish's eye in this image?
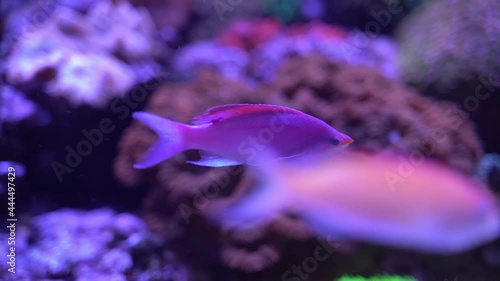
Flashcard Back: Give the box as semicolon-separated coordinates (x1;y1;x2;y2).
330;138;340;146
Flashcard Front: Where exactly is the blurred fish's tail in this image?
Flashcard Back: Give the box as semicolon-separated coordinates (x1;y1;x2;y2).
132;112;187;169
211;159;293;229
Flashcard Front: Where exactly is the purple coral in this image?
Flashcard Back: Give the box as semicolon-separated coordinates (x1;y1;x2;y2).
174;41;249;80
0;208;189;281
0;86;37;123
251;31;399;81
173;20;400;83
5;0;160;108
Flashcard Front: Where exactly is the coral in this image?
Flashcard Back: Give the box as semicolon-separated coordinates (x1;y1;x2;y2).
0;208;189;281
217;18;281;51
0;86;37;123
127;0;195;42
251;23;399;81
114;55;483;272
299;0;325;20
174;19;399;82
398;0;500;90
0;161;26;194
5;0;160;108
0;161;26;177
173;42;249;80
476;153;500;193
83;0;158;60
483;239;500;268
187;0;267;41
1;0;99;54
264;54;483;173
264;0;301;23
398;0;500;154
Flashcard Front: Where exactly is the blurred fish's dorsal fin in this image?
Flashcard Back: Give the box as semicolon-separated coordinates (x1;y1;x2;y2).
190;104;301;125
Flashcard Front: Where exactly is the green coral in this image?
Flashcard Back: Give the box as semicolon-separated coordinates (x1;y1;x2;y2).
264;0;300;23
397;0;500;92
337;274;417;281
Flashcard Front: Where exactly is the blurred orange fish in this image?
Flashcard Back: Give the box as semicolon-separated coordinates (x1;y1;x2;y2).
216;151;500;253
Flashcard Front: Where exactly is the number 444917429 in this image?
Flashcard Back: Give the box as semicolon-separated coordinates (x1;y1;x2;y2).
7;167;15;217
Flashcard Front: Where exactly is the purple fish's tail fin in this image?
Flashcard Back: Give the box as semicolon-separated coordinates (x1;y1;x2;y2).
132;112;186;169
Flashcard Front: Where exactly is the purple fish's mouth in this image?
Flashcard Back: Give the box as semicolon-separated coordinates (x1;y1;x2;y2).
341;136;354;146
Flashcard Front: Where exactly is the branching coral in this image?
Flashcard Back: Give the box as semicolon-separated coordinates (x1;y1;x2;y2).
5;0;160;108
114;54;483;272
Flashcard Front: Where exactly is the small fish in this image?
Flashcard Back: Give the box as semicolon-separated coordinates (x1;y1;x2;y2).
216;151;500;253
132;104;353;168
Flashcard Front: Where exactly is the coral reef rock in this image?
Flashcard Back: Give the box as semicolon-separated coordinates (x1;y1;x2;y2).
115;56;483;272
263;54;483;174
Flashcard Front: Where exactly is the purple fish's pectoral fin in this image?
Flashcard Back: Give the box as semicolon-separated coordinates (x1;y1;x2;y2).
186;152;242;167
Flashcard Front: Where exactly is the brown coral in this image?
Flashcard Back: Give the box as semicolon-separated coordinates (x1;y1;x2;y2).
263;53;483;173
114;55;483;273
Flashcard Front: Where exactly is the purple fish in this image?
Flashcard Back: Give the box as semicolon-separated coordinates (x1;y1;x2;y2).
132;104;353;168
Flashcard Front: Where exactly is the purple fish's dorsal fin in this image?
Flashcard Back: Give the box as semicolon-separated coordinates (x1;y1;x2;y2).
190;104;302;125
